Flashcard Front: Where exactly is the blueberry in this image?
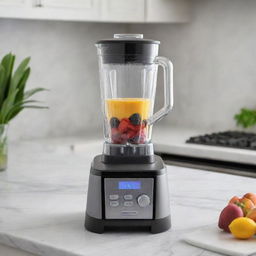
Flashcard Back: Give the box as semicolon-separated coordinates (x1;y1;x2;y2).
110;117;120;128
128;136;140;144
129;113;141;126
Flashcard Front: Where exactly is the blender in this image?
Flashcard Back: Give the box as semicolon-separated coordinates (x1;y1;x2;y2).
85;34;173;233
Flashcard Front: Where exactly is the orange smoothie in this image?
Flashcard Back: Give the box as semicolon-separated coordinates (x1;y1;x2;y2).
106;98;151;120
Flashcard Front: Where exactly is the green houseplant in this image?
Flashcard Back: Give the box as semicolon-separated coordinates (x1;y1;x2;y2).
234;108;256;129
0;53;47;171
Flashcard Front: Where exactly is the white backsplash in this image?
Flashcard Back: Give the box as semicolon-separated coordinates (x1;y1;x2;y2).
1;0;256;141
130;0;256;132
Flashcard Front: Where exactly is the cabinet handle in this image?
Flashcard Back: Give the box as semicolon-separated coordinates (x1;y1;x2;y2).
35;0;43;7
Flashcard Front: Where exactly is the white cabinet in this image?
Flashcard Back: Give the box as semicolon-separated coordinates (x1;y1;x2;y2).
0;0;189;23
101;0;144;23
40;0;93;9
31;0;100;21
0;0;27;6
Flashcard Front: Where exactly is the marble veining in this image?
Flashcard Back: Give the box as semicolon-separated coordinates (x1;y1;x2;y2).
0;139;255;256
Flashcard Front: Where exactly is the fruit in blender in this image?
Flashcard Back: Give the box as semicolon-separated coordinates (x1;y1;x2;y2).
106;98;150;144
246;208;256;221
218;204;244;232
229;217;256;239
129;113;141;126
110;117;120;128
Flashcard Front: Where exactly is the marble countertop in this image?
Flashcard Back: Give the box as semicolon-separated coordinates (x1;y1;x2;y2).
0;139;255;256
153;126;256;165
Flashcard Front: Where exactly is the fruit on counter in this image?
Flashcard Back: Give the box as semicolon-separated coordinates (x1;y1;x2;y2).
246;208;256;222
228;194;255;216
243;193;256;205
218;204;244;232
229;217;256;239
229;196;240;204
239;197;255;215
109;113;147;144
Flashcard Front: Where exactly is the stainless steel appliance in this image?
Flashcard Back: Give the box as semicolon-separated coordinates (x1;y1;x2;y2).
85;34;173;233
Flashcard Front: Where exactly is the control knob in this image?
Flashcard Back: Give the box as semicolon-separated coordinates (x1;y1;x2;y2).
137;194;150;207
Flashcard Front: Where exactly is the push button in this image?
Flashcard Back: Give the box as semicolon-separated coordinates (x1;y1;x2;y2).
124;201;133;207
109;194;119;200
124;194;133;200
110;201;119;207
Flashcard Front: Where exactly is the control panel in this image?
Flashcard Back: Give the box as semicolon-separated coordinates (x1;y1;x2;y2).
104;178;154;219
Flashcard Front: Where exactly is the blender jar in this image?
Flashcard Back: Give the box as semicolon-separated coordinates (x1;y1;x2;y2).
96;34;173;146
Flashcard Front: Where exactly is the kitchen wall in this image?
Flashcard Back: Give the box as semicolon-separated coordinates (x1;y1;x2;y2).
1;0;256;141
0;19;126;140
130;0;256;132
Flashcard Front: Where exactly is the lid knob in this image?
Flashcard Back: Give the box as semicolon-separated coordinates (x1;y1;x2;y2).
114;34;143;39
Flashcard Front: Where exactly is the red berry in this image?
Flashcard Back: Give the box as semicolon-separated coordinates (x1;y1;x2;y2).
127;130;137;139
127;123;137;131
118;118;130;133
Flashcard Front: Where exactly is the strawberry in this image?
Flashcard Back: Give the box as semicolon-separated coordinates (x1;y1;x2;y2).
127;130;137;139
127;123;137;131
118;118;130;133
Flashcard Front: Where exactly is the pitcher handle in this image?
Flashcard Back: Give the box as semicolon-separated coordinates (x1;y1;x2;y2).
148;56;174;125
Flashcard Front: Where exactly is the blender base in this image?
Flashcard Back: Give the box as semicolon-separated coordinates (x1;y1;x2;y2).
85;213;171;234
85;154;171;234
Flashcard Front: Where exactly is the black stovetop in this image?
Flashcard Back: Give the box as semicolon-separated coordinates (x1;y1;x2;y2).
186;131;256;150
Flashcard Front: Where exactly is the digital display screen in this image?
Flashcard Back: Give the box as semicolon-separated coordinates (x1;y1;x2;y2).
118;181;141;190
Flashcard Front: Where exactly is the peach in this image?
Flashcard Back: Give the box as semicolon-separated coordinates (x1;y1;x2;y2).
238;198;255;216
243;193;256;205
246;208;256;222
229;196;240;204
218;204;244;232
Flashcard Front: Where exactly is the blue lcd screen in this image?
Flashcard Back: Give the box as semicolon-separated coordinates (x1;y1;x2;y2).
118;181;141;190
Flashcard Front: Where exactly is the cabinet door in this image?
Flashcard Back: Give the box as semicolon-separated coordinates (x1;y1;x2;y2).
32;0;100;21
0;0;27;6
101;0;144;23
146;0;189;23
40;0;92;9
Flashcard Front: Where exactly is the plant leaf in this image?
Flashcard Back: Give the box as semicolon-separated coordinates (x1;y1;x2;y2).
4;100;43;122
0;53;15;106
234;108;256;128
23;105;48;109
9;57;30;96
24;87;47;100
0;65;6;106
0;89;19;123
15;67;30;104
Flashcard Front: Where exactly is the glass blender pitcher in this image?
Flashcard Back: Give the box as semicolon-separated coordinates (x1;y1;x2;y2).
96;34;173;159
85;34;173;234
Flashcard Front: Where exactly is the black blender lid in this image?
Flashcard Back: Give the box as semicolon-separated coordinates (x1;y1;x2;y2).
96;34;160;45
96;34;160;64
